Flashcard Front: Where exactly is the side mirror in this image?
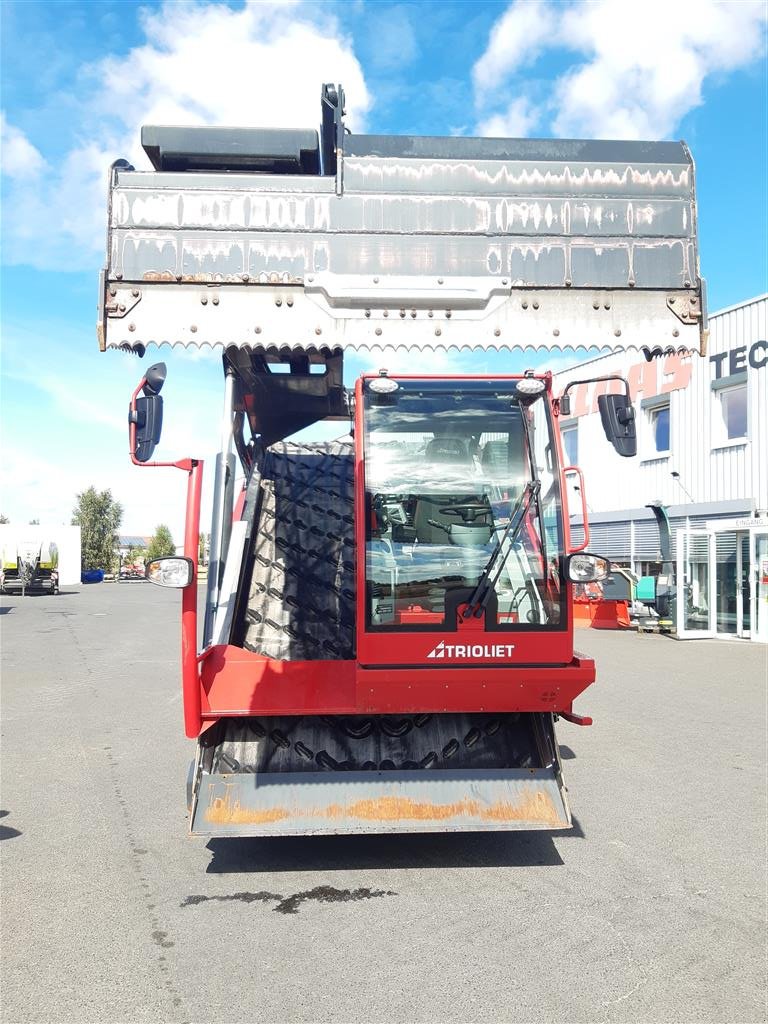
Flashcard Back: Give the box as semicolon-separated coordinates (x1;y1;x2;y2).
565;552;610;583
597;393;636;457
143;362;167;397
561;375;636;458
132;394;164;462
129;362;166;463
145;556;194;588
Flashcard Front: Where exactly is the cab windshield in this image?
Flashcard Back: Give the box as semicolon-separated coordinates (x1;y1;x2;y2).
363;378;565;631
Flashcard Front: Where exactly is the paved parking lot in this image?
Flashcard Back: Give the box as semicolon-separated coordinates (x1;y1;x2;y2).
1;585;766;1024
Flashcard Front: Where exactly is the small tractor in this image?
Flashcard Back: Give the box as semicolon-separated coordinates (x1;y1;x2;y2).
99;85;706;837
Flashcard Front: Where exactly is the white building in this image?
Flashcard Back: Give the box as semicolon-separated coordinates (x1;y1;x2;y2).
553;293;767;642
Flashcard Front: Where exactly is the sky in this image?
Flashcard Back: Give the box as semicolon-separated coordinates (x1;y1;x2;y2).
1;0;766;542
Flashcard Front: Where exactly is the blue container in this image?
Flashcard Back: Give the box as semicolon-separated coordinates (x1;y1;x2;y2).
81;569;105;584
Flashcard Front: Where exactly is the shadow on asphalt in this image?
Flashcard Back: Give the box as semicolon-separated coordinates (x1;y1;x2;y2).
559;744;577;759
0;607;12;615
204;816;585;874
0;810;22;841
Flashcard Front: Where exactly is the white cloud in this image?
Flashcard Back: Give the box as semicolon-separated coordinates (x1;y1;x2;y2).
472;1;554;96
0;437;211;540
477;97;540;138
473;0;767;139
1;0;371;271
0;113;46;178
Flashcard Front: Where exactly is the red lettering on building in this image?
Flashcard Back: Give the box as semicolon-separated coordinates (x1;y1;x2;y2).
560;354;693;419
660;353;692;394
626;360;658;403
571;383;590;417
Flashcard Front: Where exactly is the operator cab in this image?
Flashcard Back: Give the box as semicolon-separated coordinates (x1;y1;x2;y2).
363;377;565;631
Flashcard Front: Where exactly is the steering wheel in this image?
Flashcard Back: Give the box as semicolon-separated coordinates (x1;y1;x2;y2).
440;504;490;523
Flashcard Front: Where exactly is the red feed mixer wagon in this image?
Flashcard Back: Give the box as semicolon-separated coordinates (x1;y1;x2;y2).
99;85;706;837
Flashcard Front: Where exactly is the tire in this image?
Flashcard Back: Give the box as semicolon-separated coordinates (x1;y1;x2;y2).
240;441;355;660
206;711;543;775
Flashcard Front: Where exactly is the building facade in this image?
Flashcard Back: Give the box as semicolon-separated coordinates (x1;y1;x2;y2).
553;293;768;642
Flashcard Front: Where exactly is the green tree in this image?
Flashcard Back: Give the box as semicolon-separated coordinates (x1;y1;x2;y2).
146;524;175;562
29;519;39;525
0;514;8;524
126;546;144;566
72;488;123;570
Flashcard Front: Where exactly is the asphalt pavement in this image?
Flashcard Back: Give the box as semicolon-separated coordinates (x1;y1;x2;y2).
1;584;766;1024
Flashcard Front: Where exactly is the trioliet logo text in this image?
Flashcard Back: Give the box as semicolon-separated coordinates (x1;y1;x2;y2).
426;641;515;660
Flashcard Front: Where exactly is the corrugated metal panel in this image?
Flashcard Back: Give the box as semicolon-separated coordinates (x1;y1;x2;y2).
586;520;631;560
715;532;738;559
570;522;586;549
633;519;664;559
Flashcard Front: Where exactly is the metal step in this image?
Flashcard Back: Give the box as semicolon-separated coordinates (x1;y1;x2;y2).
189;712;571;836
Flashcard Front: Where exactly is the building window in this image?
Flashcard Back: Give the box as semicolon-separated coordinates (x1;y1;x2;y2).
718;383;748;440
647;403;670;454
561;423;578;465
638;560;663;578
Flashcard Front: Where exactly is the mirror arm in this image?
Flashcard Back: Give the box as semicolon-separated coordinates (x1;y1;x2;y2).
562;373;631;399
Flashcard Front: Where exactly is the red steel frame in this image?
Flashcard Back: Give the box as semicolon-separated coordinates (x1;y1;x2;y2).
130;371;596;739
129;378;203;738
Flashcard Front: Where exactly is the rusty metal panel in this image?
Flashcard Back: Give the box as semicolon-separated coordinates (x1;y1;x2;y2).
98;280;703;355
190;768;571;836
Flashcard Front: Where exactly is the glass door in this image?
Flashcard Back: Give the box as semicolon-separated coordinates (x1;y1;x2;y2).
738;533;750;638
751;531;768;644
676;530;714;638
714;532;738;635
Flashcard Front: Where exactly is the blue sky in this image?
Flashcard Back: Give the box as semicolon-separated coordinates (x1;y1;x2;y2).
1;0;766;540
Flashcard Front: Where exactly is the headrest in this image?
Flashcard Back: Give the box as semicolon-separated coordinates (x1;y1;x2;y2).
424;437;469;463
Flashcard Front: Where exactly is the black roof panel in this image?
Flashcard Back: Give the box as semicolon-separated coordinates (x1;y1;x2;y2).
141;126;320;174
346;133;689;164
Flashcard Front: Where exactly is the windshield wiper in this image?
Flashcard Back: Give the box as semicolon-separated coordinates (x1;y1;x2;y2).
461;480;541;619
519;404;548;581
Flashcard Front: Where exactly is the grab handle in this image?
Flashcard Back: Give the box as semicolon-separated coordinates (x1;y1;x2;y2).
563;466;590;553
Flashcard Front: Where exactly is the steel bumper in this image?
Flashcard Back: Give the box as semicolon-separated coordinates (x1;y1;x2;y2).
189;767;571;836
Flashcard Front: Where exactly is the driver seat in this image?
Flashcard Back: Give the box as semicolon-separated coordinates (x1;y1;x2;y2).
414;438;471;544
414;437;489;543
